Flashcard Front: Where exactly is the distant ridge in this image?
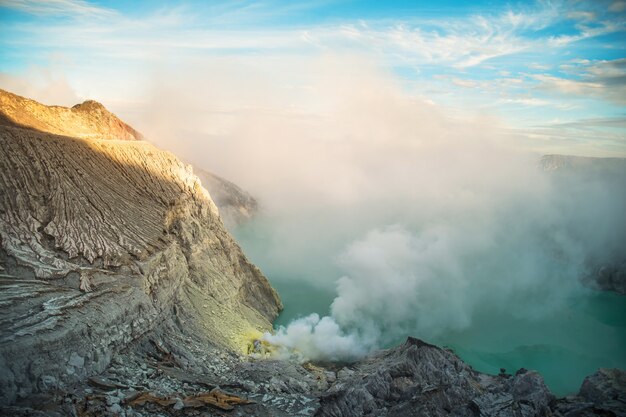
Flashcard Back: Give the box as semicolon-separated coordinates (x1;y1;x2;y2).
540;153;626;172
193;167;259;228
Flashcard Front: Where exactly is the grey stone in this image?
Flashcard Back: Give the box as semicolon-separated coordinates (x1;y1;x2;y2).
173;397;184;410
106;394;121;405
69;352;85;368
579;368;626;405
38;375;58;391
108;403;123;415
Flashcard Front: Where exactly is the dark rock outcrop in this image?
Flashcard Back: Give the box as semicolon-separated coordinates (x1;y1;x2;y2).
553;368;626;417
590;263;626;295
539;154;626;174
316;337;554;417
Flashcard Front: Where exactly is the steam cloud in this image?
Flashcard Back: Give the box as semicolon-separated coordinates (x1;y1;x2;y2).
130;54;625;362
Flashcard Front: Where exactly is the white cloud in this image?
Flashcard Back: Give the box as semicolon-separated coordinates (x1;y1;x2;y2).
566;11;597;22
1;0;623;158
451;78;478;88
502;97;551;106
533;59;626;105
545;116;626;130
0;68;81;106
609;1;626;12
0;0;116;18
534;74;603;94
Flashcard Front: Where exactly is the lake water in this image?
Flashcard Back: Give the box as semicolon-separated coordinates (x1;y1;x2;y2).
234;224;626;397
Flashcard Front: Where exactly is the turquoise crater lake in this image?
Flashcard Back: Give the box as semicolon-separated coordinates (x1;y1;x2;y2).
234;223;626;397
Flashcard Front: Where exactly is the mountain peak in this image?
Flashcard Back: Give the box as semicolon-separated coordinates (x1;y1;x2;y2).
71;99;108;112
0;89;142;141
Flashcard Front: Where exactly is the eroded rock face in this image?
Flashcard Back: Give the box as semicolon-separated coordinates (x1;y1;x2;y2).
0;91;281;405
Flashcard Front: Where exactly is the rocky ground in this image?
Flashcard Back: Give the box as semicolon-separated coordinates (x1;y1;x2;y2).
2;333;624;416
0;325;324;416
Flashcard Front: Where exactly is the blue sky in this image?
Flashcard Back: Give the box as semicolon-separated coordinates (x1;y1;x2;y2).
0;0;625;156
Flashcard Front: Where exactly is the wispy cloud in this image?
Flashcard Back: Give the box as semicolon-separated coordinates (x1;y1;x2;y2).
502;97;551;107
609;1;626;13
534;59;626;105
544;116;626;130
0;0;116;18
450;78;478;88
515;116;626;156
1;0;623;72
0;0;624;156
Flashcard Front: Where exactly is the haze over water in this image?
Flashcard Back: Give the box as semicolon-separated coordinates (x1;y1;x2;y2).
235;220;626;397
2;0;625;398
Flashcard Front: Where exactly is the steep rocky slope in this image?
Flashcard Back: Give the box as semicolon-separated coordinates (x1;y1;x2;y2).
192;168;258;229
0;90;280;405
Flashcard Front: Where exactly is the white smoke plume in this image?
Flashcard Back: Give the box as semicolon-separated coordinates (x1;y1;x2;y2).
263;314;367;362
128;54;625;362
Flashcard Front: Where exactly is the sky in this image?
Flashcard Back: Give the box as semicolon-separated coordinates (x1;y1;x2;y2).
0;0;625;156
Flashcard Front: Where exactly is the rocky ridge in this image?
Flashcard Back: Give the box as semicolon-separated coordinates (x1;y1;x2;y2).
539;154;626;172
0;90;142;141
192;168;258;230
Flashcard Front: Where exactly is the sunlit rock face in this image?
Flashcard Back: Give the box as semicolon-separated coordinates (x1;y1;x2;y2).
0;89;281;404
0;90;143;141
